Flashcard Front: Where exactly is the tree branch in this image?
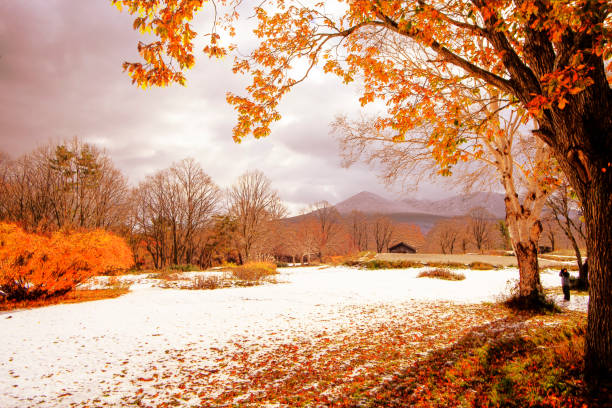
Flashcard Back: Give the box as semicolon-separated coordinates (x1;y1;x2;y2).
369;10;515;96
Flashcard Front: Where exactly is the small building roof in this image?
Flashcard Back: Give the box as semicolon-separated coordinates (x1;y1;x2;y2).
389;242;416;250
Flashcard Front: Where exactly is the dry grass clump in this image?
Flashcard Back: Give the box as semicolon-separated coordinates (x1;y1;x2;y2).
230;261;278;281
469;261;497;270
425;261;466;269
362;259;425;269
189;275;224;290
418;268;466;281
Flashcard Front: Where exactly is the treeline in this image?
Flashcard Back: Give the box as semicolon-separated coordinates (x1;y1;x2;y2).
276;203;425;263
0;140;127;231
424;205;584;255
0;139;423;269
0;139;581;270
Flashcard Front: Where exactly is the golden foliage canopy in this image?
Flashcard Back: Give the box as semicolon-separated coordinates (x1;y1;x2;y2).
112;0;611;156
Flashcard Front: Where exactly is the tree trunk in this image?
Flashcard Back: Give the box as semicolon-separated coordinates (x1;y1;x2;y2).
505;206;546;301
578;262;588;289
583;176;612;386
568;235;585;288
514;240;542;298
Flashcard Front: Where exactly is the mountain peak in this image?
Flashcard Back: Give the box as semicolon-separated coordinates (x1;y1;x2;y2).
335;191;403;214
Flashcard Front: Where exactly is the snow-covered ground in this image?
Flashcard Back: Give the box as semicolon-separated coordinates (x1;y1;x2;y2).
0;266;587;407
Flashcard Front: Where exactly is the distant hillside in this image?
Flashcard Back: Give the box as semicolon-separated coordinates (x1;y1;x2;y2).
285;191;504;234
384;212;449;234
335;191;506;219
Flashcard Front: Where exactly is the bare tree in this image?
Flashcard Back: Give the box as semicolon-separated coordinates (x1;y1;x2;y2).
308;200;342;261
346;210;369;252
335;95;556;299
541;215;560;253
547;181;588;288
132;171;170;269
132;159;220;268
426;218;463;254
438;221;460;254
0;152;12;221
0;139;129;232
468;207;494;253
292;217;319;264
372;215;394;253
170;158;220;264
228;170;286;263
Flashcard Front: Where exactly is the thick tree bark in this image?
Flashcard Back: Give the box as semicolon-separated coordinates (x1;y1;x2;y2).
582;174;612;386
514;238;542;298
506;211;544;299
541;57;612;382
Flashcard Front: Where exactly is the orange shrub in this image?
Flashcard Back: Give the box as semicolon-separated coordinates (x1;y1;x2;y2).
0;223;133;300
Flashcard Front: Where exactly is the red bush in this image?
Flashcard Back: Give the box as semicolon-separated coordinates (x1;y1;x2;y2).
0;223;133;300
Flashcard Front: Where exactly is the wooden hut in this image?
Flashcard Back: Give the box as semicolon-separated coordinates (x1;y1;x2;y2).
388;242;417;254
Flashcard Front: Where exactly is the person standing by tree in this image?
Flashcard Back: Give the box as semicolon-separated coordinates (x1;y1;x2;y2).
560;268;571;301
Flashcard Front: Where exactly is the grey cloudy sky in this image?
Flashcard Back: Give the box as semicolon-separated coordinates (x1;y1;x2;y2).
0;0;457;214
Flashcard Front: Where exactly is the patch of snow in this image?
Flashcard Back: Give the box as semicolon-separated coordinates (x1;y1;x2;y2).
0;266;587;407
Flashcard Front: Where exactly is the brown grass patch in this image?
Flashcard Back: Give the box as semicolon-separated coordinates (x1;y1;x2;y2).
425;261;466;269
230;261;278;281
0;288;129;311
189;275;225;290
362;259;425;269
418;268;466;281
469;261;497;270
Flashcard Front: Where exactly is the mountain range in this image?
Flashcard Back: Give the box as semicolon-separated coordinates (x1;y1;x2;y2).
334;191;505;232
335;191;506;217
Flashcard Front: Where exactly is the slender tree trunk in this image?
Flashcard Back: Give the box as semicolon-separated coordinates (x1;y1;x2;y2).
583;178;612;386
568;234;585;287
578;262;588;289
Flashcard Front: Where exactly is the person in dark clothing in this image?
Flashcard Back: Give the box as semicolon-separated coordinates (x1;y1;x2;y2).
559;268;571;301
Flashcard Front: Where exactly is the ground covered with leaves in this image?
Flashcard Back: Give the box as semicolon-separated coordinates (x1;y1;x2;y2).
0;266;595;407
94;309;599;408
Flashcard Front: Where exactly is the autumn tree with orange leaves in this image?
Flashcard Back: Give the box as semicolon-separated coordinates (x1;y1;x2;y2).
113;0;611;383
0;223;133;301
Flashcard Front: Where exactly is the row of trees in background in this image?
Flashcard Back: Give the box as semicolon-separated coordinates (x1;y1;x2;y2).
426;206;585;256
0;140;127;231
127;158;220;268
0;139;586;271
276;204;425;263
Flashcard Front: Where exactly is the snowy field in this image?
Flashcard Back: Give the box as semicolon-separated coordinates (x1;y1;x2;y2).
0;266;587;407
